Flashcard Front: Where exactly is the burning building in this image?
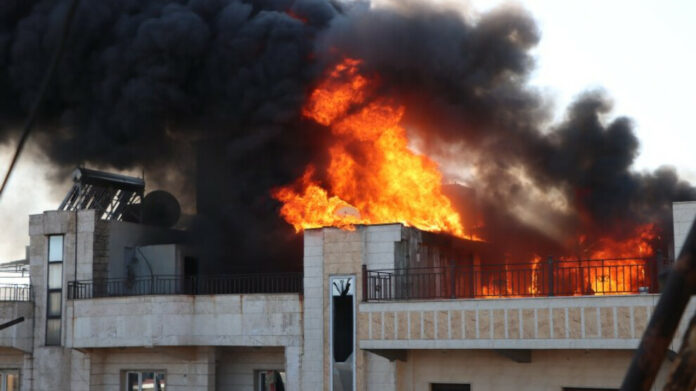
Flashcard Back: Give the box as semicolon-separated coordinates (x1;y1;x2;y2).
0;175;693;389
0;0;695;390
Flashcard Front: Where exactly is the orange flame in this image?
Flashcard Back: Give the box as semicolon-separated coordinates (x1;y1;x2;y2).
273;58;475;239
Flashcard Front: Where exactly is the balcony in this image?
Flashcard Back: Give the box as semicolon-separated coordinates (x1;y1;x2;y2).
0;284;31;302
363;256;664;301
0;284;33;353
67;273;303;299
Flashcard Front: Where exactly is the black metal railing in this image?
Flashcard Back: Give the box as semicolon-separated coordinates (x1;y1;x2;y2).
0;284;31;301
364;256;665;301
67;273;303;300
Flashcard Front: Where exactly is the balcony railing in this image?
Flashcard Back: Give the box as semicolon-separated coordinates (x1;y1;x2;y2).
0;284;31;302
363;257;664;301
67;273;303;300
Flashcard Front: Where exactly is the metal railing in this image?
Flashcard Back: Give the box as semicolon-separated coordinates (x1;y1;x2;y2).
363;256;665;301
0;284;31;301
67;273;303;300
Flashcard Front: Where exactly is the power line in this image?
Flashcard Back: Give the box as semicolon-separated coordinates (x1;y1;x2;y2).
0;0;81;201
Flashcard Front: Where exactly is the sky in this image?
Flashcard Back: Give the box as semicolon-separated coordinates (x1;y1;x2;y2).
0;0;695;261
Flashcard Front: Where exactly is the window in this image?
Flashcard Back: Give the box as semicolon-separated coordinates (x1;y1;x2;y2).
330;276;355;391
0;370;19;391
46;235;63;346
125;371;165;391
257;370;285;391
431;384;470;391
563;389;618;391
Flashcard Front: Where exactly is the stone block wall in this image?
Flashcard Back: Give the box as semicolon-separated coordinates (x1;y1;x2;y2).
359;294;696;351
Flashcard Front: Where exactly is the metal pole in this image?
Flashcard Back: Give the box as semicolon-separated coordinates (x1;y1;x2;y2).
620;220;696;391
547;256;554;296
361;265;367;302
450;262;456;299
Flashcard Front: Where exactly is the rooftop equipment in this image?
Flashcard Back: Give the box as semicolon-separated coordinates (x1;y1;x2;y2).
58;167;144;222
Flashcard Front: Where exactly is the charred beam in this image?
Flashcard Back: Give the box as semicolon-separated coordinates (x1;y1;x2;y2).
0;317;24;331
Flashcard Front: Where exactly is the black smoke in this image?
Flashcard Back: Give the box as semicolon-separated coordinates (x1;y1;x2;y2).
0;0;693;269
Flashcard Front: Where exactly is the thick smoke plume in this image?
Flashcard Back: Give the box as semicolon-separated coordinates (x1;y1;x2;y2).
0;0;693;270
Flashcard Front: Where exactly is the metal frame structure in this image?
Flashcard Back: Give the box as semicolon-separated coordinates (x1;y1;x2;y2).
363;256;663;301
58;167;144;222
67;273;303;299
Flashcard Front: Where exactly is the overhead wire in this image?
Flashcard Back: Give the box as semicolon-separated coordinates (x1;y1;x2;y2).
0;0;81;201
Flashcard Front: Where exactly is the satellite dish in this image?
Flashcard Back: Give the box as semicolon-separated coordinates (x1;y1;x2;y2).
141;190;181;228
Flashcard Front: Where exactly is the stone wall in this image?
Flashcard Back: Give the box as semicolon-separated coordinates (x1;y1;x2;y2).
66;294;303;348
302;224;406;391
216;347;285;390
89;346;215;391
398;349;672;391
359;295;696;351
0;302;33;353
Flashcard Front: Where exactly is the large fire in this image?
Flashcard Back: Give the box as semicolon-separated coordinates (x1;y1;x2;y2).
274;58;664;298
477;224;660;297
272;58;474;239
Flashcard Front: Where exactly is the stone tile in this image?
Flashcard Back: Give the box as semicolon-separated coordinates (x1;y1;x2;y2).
464;310;476;339
508;309;520;339
522;309;535;339
583;307;599;338
552;308;566;339
436;311;448;339
383;312;395;340
634;306;649;337
568;307;582;339
397;312;408;340
450;310;462;339
423;311;434;339
537;308;550;339
493;309;505;339
600;307;615;338
409;312;421;340
479;310;491;339
617;306;632;339
371;312;383;340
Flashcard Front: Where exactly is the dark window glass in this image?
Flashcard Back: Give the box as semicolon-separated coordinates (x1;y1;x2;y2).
431;384;471;391
563;389;618;391
127;372;139;391
46;318;61;345
47;292;62;317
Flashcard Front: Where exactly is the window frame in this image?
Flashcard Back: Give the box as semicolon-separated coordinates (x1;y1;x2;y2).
45;235;63;346
255;370;286;391
0;369;20;391
124;370;166;391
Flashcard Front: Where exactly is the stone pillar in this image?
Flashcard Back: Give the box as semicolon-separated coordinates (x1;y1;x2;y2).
301;229;324;391
284;346;302;391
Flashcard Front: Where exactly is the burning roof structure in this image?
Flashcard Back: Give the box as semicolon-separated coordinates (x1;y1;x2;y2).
0;0;693;272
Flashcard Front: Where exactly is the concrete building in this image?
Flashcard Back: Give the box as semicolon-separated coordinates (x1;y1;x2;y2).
0;176;695;389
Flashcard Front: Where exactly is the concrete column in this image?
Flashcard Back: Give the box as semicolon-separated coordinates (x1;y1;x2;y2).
284;346;302;391
301;229;324;391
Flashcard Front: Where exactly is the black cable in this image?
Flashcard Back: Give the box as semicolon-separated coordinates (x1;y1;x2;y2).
0;0;81;201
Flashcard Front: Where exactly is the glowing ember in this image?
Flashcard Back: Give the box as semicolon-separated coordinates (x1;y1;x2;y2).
273;58;474;239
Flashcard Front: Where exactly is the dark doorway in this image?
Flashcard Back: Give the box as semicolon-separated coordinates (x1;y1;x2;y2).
184;257;198;294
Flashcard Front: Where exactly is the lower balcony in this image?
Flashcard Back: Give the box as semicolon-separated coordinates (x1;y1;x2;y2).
67;273;302;299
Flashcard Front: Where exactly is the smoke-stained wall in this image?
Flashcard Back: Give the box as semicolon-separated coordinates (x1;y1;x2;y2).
0;0;693;268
